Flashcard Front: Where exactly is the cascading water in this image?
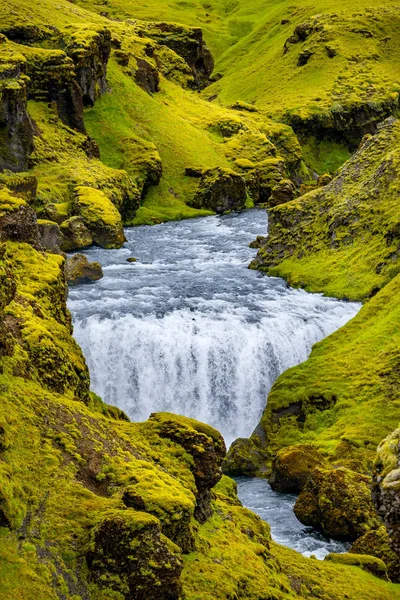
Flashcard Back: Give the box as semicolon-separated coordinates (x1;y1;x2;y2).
68;210;360;447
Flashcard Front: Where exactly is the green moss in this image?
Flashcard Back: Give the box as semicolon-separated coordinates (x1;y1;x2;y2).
74;185;125;248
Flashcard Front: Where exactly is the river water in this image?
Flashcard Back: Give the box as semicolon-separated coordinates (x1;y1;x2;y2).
67;209;359;557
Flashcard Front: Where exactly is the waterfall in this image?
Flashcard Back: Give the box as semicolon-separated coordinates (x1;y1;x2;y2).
69;211;360;446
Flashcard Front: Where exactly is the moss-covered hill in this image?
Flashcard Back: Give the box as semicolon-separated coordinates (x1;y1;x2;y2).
0;192;399;599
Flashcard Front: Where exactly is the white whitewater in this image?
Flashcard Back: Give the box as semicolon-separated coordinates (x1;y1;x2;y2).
68;210;360;447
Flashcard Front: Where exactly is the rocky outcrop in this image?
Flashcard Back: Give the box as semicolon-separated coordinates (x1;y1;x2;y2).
350;526;400;582
373;427;400;557
0;37;34;172
60;216;93;252
0;187;41;247
269;444;326;493
138;22;214;88
222;437;268;477
87;509;183;600
65;253;103;284
21;45;86;133
60;24;111;106
294;467;381;541
149;412;225;523
190;167;247;214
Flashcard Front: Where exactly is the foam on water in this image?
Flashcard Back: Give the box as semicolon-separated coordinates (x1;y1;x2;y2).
68;210;360;447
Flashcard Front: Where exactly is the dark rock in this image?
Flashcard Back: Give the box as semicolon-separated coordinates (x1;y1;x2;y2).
37;220;62;254
350;526;400;582
0;204;41;248
317;173;333;187
126;257;137;263
114;50;130;66
294;467;381;541
0;49;34;172
191;167;247;214
249;235;267;249
23;47;86;133
65;253;103;284
185;166;204;178
297;49;313;66
87;509;183;600
134;57;160;93
269;444;326;493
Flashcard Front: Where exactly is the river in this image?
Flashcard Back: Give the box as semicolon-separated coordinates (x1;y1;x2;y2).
67;209;360;557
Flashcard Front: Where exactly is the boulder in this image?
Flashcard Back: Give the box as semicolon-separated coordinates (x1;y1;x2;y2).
373;427;400;556
269;178;296;206
191;167;247;214
87;509;183;600
222;438;267;477
64;254;103;284
37;219;62;254
294;467;381;540
60;216;93;252
324;552;388;580
73;186;125;248
350;526;400;582
0;188;40;247
269;444;326;493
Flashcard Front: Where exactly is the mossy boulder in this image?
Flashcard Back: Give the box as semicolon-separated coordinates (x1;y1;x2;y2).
222;438;268;477
87;509;183;600
373;427;400;556
149;412;225;523
74;185;125;248
269;178;296;207
191;167;246;214
269;444;326;493
350;526;400;583
60;216;93;251
324;552;388;580
294;467;381;540
0;188;40;247
65;253;103;284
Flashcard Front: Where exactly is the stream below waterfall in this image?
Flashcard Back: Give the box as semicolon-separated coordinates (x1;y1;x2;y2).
67;209;360;558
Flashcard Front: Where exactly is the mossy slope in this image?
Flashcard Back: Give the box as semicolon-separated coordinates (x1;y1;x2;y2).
1;236;399;599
